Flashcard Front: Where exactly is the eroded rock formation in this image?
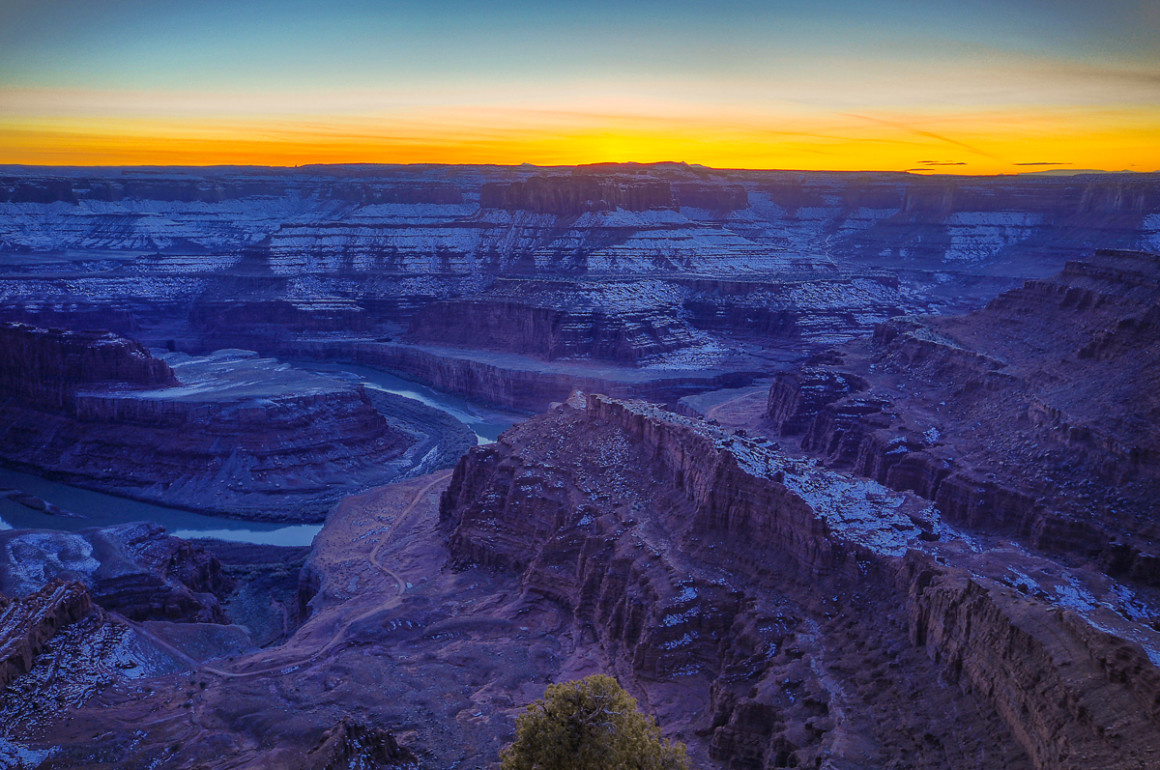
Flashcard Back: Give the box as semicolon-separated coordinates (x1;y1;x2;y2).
0;581;91;689
0;523;231;623
0;328;414;520
441;395;1160;768
766;249;1160;581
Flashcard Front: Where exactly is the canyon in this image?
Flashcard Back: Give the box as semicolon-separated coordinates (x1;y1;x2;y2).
0;323;427;520
0;164;1158;768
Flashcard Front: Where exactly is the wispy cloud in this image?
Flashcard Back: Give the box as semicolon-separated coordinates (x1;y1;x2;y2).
1014;161;1071;166
845;113;1005;163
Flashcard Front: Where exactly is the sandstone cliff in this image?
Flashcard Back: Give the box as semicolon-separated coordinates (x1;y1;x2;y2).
766;249;1160;582
0;329;414;520
442;395;1160;768
0;581;91;690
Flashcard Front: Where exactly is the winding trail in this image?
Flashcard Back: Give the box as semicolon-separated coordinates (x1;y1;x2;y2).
195;470;453;680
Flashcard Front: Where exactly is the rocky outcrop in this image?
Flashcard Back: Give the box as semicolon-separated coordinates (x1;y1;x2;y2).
0;335;414;520
766;249;1160;582
304;722;418;770
406;279;700;363
0;322;177;409
766;364;870;434
442;395;1160;768
480;175;677;214
0;581;91;689
0;523;232;623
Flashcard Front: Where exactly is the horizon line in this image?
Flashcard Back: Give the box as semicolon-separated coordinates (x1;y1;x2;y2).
0;161;1152;177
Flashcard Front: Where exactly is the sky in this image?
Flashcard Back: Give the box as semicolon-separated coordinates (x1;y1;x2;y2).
1;0;1158;172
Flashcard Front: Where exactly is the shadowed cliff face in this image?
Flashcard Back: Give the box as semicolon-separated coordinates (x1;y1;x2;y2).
440;395;1160;769
0;322;177;409
766;249;1160;582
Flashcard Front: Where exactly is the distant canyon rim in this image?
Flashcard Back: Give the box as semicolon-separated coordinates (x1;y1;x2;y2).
0;163;1158;769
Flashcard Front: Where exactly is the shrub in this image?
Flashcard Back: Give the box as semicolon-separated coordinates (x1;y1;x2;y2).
500;674;690;770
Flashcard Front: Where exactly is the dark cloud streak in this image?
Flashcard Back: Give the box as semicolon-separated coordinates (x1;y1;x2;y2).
845;113;1005;163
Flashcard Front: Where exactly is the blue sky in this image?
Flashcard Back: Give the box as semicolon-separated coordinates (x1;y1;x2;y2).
2;0;1157;169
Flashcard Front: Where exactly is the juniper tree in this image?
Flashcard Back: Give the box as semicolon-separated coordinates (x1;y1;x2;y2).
500;674;690;770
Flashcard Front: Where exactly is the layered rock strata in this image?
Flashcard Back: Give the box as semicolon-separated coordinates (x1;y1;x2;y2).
0;581;91;689
0;523;231;623
480;174;678;215
766;249;1160;582
315;339;763;412
406;279;700;363
0;322;177;409
441;394;1160;769
0;327;414;520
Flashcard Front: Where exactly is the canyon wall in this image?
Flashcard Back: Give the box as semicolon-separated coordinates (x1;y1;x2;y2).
3;166;1158;360
441;395;1160;768
766;249;1160;583
0;328;414;520
0;322;177;409
0;581;92;690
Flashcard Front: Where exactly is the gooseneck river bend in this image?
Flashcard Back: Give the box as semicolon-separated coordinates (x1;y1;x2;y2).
0;361;524;546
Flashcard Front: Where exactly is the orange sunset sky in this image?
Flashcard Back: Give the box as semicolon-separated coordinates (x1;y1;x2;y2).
2;0;1158;173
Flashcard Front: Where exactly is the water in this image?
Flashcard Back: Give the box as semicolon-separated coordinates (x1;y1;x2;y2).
298;360;526;444
0;465;322;546
0;361;526;544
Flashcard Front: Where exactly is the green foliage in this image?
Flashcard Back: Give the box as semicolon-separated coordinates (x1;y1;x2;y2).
500;674;690;770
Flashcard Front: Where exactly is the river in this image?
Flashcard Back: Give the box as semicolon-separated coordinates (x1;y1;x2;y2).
0;362;525;546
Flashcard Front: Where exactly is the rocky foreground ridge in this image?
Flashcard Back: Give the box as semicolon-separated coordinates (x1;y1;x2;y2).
0;394;1156;767
440;394;1160;769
